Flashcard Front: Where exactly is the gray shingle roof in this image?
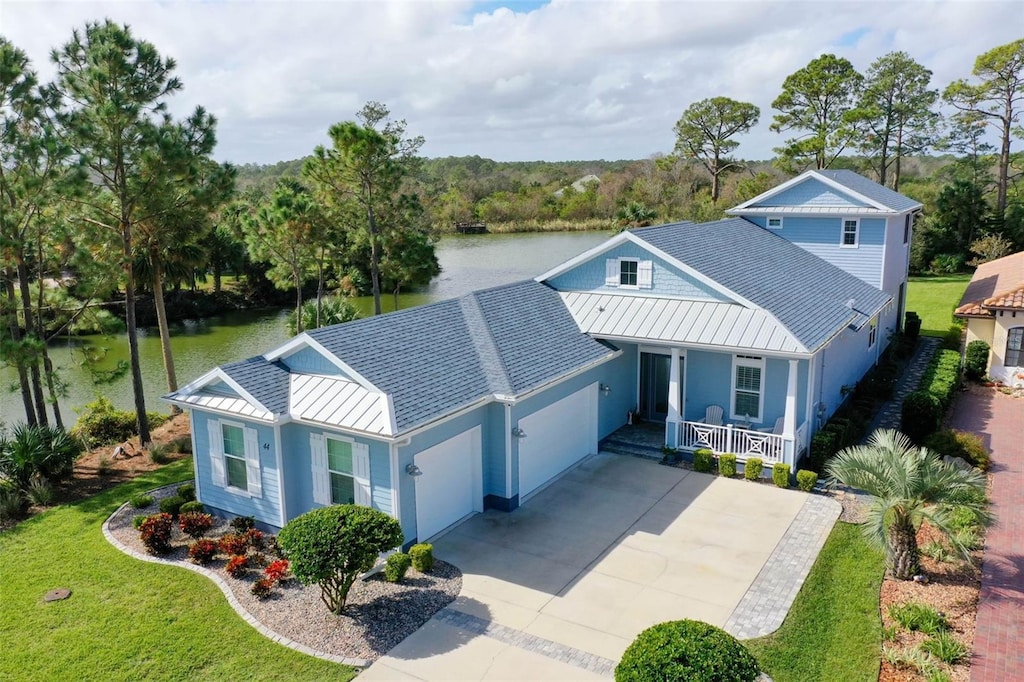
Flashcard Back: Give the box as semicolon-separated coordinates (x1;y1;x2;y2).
632;218;891;351
220;356;291;415
815;169;922;212
305;280;615;431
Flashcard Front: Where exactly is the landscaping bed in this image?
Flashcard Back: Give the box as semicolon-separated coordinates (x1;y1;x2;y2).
107;483;461;662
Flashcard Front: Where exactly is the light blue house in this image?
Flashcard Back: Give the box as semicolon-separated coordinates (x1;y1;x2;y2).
166;169;920;546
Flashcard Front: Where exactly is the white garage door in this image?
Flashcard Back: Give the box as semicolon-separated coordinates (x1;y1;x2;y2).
414;426;482;541
518;383;598;498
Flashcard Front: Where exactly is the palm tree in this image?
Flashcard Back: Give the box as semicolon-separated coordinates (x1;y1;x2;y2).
825;429;989;580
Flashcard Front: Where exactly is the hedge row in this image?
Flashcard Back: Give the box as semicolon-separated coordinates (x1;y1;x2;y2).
900;349;961;443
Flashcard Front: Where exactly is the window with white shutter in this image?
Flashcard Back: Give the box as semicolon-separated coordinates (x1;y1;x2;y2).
311;433;373;507
605;259;619;287
209;419;261;497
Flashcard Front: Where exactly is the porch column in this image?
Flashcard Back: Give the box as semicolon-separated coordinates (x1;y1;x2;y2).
667;348;681;447
784;359;798;438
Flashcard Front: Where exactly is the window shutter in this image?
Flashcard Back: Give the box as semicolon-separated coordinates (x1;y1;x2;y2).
605;258;619;287
208;420;226;488
243;427;262;498
353;443;372;507
638;260;653;289
309;433;330;505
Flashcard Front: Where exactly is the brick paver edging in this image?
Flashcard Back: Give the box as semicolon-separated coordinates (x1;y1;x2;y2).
101;484;370;668
724;493;842;639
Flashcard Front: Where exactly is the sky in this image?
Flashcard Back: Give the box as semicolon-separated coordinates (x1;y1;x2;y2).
2;0;1021;166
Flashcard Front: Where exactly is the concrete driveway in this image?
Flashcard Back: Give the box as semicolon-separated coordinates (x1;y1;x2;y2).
362;454;816;681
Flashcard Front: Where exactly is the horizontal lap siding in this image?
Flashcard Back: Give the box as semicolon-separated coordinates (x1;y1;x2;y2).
548;243;731;301
820;325;877;420
752;180;870;207
191;410;281;528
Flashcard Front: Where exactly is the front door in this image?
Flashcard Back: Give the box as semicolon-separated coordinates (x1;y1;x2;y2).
639;351;683;422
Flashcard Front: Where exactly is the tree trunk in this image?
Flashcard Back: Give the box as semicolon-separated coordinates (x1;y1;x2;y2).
42;351;64;430
151;248;180;414
16;254;48;427
3;273;37;426
294;272;304;334
123;226;151;446
996;107;1010;218
316;248;325;329
887;515;920;580
35;232;63;428
710;151;720;203
212;261;222;294
368;201;382;316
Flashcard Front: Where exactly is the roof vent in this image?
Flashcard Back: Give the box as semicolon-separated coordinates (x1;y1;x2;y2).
846;299;856;309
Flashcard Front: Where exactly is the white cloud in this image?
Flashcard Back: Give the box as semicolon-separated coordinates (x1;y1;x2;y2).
2;0;1020;163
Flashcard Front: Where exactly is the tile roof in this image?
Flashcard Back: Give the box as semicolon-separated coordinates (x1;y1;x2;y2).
955;251;1024;317
631;218;891;351
814;170;922;212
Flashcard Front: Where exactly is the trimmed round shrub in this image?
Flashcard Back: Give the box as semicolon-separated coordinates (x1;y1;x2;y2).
904;311;921;340
385;552;412;583
901;391;942;444
964;340;990;381
718;453;737;478
772;462;790;488
744;457;763;481
796;469;818;492
159;495;185;517
139;513;174;555
129;494;154;509
179;500;204;514
692;448;714;473
615;619;760;682
176;483;196;502
409;543;434;573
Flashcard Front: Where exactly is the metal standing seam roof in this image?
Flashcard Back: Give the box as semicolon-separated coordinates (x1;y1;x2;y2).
560;292;808;354
631;218;892;352
289;374;392;435
170;390;274;421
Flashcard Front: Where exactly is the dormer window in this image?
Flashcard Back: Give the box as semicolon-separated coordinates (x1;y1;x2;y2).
766;217;783;229
842;218;859;247
605;257;653;289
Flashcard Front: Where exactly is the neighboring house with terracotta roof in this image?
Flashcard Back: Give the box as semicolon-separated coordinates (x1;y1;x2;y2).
165;170;918;546
955;251;1024;386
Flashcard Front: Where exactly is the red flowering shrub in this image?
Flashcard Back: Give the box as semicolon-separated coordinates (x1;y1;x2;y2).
245;528;265;550
251;578;274;599
265;559;290;583
219;533;248;557
188;539;218;564
178;512;214;539
139;513;173;555
225;554;248;578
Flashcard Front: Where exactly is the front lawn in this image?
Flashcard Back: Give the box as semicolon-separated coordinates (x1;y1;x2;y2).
907;274;972;338
745;522;885;682
0;460;356;682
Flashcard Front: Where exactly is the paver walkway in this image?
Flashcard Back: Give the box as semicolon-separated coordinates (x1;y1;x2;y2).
946;388;1024;681
867;336;942;433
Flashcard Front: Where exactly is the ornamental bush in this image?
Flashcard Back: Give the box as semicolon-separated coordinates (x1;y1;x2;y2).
245;529;265;551
225;554;248;578
159;495;185;518
129;494;153;509
796;469;818;492
230;515;256;533
218;533;249;557
71;396;166;448
614;619;759;682
178;511;214;539
278;504;404;614
924;429;991;471
188;539;218;564
744;457;763;481
964;340;990;381
904;312;921;341
901;391;942;444
251;578;274;599
772;462;790;488
139;513;173;555
179;501;204;514
718;453;737;478
410;543;434;573
385;552;412;583
265;559;290;583
693;448;714;473
176;483;196;502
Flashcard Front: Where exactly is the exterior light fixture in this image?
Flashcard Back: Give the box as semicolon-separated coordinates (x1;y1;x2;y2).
511;427;527;439
405;463;422;477
600;384;611;395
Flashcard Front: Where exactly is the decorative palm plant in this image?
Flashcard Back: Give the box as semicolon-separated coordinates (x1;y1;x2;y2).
825;429;989;580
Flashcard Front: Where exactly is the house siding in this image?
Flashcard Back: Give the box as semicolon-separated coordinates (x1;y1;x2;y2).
750;179;871;208
548;242;731;301
748;215;885;287
817;322;878;420
280;346;342;375
191;409;282;528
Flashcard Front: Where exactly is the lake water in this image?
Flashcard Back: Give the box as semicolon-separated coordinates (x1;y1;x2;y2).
1;230;612;424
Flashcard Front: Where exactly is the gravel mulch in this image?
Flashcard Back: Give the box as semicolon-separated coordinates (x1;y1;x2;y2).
107;483;461;663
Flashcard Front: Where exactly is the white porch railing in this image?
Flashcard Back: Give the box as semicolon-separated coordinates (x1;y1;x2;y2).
678;420;809;465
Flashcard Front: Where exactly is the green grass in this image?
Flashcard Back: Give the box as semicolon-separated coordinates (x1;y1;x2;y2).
0;460;356;682
907;274;972;338
745;522;885;682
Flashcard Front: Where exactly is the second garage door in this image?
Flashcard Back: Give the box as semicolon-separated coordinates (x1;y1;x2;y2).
414;426;482;541
518;383;598;498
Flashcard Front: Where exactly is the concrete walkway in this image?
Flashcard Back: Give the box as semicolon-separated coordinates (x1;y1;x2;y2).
363;454;838;680
947;388;1024;681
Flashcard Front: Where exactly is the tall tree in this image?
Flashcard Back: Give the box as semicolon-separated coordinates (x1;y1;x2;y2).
673;97;760;202
770;54;864;170
944;39;1024;218
855;52;940;190
304;102;425;315
50;20;206;444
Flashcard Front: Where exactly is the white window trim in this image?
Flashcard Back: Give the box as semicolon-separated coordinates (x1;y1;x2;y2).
311;432;373;507
730;355;765;424
766;216;783;229
841;217;860;248
215;419;258;499
326;435;357;505
618;257;640;289
1006;327;1024;368
868;316;878;349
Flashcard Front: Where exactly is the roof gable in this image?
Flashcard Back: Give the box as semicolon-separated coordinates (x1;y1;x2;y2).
747;178;870;209
729;169;921;215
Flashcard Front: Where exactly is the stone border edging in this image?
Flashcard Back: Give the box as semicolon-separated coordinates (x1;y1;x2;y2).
724;492;842;639
101;483;370;668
